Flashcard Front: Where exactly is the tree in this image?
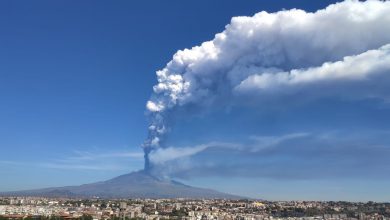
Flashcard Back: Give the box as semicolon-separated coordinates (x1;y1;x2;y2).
79;214;93;220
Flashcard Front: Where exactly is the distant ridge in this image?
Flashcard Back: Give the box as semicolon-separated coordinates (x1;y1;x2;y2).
0;170;243;199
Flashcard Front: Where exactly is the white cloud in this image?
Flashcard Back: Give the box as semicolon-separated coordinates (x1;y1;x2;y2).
149;142;240;164
39;163;122;171
236;44;390;97
249;133;309;152
0;160;23;165
0;149;144;172
156;131;390;180
144;0;390;153
149;134;309;164
150;145;208;164
41;150;144;171
69;150;143;160
146;101;165;112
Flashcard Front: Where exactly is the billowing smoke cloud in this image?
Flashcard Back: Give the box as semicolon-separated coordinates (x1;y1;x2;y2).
143;0;390;171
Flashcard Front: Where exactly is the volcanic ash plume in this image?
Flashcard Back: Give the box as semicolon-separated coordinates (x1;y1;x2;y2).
143;0;390;171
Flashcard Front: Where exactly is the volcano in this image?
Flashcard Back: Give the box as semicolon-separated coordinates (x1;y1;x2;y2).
0;170;242;199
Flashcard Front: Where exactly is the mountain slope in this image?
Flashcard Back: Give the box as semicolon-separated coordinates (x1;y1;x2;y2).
0;171;242;199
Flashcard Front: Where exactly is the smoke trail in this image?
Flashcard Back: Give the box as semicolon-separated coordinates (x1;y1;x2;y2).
143;0;390;171
143;111;167;170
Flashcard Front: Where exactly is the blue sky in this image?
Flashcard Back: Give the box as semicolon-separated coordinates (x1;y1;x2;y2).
1;0;390;202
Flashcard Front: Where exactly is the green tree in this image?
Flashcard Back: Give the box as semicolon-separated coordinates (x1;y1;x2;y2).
79;214;93;220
